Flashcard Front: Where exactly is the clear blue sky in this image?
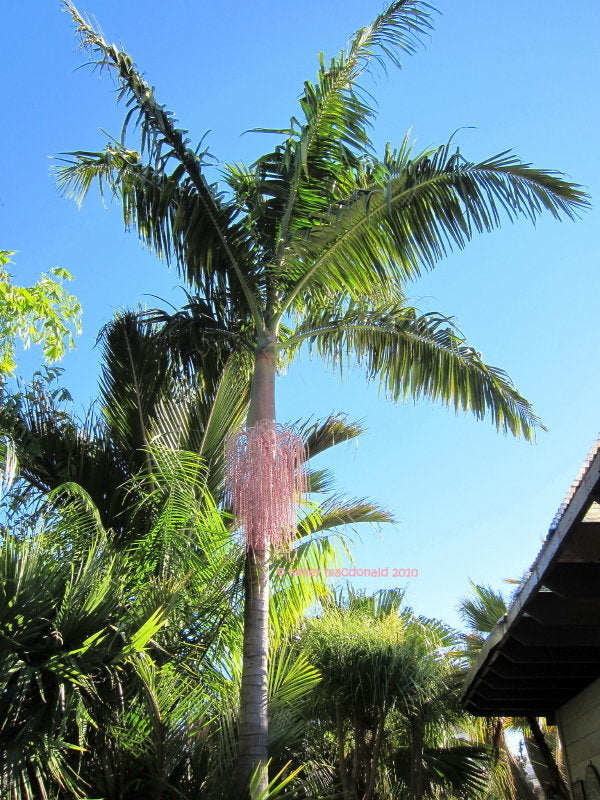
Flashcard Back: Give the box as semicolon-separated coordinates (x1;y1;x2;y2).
3;0;599;627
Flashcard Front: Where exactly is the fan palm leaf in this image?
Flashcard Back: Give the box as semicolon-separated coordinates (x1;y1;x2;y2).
0;509;172;799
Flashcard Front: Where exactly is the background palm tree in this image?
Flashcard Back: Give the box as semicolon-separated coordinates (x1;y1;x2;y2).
301;588;490;800
0;486;173;799
460;582;569;800
0;309;397;797
58;1;587;791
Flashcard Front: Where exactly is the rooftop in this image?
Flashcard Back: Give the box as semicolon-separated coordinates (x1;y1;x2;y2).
461;438;600;718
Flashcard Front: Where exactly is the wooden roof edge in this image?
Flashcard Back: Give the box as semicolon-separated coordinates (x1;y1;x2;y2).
460;442;600;708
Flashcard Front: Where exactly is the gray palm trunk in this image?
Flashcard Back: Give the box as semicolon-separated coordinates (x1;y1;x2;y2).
235;340;277;797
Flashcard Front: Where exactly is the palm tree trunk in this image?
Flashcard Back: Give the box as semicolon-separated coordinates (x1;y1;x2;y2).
235;344;276;798
525;717;569;800
363;711;385;800
409;715;425;800
236;546;270;797
336;701;358;800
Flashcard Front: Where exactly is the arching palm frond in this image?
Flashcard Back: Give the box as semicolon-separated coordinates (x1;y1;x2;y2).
141;299;254;495
467;717;539;800
99;312;172;462
57;146;260;317
290;414;366;498
285;300;543;439
306;467;336;494
269;533;349;645
278;144;588;316
193;353;252;498
100;309;253;500
268;647;321;756
60;4;263;324
298;497;393;538
144;293;255;377
265;415;395;640
88;653;218;800
296;413;365;459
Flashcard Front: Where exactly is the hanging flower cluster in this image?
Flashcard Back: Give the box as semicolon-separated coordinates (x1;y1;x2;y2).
225;420;307;551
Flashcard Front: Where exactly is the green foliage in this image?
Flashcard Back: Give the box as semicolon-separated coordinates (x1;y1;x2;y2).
58;0;588;441
0;520;170;798
38;0;590;794
461;582;508;637
0;332;392;797
299;590;493;800
304;593;459;717
458;585;566;800
0;251;82;375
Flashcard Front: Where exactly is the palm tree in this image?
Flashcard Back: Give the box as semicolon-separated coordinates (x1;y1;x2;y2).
58;2;587;791
0;489;172;799
0;312;395;796
301;588;490;800
0;391;368;799
460;583;569;800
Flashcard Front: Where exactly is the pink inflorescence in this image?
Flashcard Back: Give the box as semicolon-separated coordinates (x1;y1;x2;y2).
225;420;307;551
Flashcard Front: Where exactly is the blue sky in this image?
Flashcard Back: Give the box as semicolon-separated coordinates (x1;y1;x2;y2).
3;0;600;627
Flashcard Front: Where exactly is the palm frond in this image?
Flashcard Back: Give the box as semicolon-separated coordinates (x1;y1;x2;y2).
61;4;263;322
285;300;545;439
57;144;259;312
460;582;508;637
99;311;171;459
268;647;321;754
0;379;137;538
0;500;177;800
196;352;252;497
248;760;305;800
100;311;252;501
295;413;365;459
145;292;254;376
270;534;347;639
251;1;434;264
278;143;588;315
392;743;490;798
306;467;336;494
298;497;394;537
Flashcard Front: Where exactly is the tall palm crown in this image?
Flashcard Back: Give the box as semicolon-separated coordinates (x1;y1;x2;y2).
60;1;585;438
59;1;587;793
